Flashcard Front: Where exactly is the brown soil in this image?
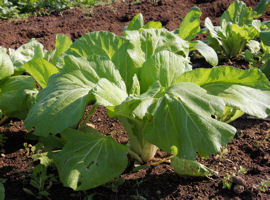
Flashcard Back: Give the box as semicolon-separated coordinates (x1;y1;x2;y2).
0;0;270;199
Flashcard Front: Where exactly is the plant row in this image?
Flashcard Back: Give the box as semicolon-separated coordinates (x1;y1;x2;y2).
0;0;112;19
0;0;270;197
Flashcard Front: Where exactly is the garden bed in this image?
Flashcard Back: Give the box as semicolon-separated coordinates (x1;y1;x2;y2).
0;0;270;199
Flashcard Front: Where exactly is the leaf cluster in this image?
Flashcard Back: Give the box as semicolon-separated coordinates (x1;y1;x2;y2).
205;0;270;59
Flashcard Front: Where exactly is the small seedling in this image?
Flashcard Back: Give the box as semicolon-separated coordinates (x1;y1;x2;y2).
219;166;247;189
257;180;270;193
23;164;57;199
103;178;125;193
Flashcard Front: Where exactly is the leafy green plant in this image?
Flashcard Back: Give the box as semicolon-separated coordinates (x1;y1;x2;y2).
0;0;97;19
0;34;71;124
23;27;270;191
219;166;247;189
175;6;218;67
0;0;19;19
125;9;218;67
205;0;270;59
23;164;57;199
0;41;39;123
257;180;270;193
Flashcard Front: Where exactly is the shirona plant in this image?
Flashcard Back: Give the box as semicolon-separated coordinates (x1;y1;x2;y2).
0;34;71;124
23;25;270;191
125;8;218;67
204;0;270;59
0;42;40;123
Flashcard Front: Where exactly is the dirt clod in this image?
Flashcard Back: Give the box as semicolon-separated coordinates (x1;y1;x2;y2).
233;184;245;194
232;176;246;186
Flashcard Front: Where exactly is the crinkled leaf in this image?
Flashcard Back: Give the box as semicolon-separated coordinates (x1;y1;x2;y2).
23;58;60;88
52;128;128;190
252;20;262;32
0;75;37;119
220;0;253;26
254;0;270;18
24;55;124;136
171;157;217;177
9;39;44;72
139;51;191;93
65;31;136;92
190;40;218;66
0;47;13;80
178;6;202;41
247;40;260;54
176;66;270;118
144;82;235;160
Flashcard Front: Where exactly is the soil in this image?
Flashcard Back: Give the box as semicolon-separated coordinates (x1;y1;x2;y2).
0;0;270;199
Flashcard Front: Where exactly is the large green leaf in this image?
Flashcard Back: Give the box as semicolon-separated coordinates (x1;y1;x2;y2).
125;28;190;63
178;6;202;41
23;58;60;88
0;75;37;119
93;78;127;107
139;51;191;93
53;128;128;190
24;55;124;136
65;31;136;91
9;39;44;72
144;83;235;160
46;34;72;65
0;47;13;80
176;66;270;118
220;0;253;26
190;40;218;66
